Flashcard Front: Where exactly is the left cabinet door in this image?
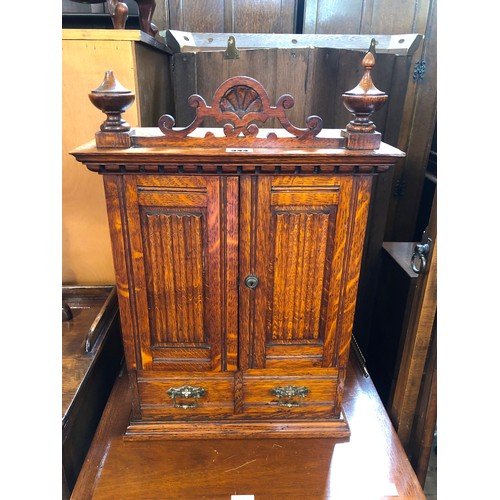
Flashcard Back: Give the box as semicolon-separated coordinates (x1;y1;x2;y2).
106;175;239;372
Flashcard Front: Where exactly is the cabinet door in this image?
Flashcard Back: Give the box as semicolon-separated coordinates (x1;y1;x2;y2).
122;175;239;372
239;175;372;370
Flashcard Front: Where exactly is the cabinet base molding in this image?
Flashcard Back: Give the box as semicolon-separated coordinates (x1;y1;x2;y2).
123;411;350;441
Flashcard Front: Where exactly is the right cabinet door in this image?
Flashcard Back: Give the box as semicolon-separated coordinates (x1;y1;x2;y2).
239;175;372;416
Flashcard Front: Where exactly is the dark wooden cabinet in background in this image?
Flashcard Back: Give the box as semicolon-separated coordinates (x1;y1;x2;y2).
72;55;404;439
62;286;123;496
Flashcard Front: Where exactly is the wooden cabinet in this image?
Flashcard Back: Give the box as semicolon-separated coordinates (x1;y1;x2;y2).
72;57;404;439
110;173;370;424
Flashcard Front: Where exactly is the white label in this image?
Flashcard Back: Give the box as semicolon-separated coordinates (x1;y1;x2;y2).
231;496;255;500
226;148;254;153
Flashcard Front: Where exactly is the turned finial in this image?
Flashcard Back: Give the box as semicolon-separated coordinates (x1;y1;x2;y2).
342;40;388;135
88;70;135;133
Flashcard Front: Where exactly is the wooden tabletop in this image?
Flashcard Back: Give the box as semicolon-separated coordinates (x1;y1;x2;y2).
72;355;425;499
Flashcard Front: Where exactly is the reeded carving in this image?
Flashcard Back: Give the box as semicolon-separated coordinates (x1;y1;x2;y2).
142;209;205;345
271;211;330;342
158;76;323;141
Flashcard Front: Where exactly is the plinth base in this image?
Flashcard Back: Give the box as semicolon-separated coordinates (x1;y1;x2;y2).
123;409;350;441
341;129;382;150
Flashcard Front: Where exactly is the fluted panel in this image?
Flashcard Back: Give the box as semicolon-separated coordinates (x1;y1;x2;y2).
143;210;205;345
271;211;330;341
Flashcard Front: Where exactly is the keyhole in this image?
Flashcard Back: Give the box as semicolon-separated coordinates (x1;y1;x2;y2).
244;275;259;289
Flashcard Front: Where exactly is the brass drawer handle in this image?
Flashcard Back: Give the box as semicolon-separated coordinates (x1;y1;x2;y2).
270;385;310;407
166;385;207;409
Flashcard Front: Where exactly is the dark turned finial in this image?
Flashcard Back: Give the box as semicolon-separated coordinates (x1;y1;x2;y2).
89;70;135;133
341;40;388;149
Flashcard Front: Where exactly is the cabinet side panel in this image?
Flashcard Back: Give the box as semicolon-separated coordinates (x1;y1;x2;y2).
335;176;373;370
103;175;139;371
334;176;373;411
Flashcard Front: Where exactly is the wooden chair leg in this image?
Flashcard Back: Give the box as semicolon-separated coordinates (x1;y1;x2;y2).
106;0;129;29
136;0;158;37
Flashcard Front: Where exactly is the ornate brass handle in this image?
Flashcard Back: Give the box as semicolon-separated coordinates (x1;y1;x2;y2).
270;385;310;407
167;385;207;409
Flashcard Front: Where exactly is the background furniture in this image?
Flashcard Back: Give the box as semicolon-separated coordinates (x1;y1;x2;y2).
62;29;172;284
62;286;123;498
367;241;420;405
365;190;437;488
62;0;140;29
63;0;157;35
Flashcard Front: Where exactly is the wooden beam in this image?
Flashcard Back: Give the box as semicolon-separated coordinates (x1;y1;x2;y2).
166;30;423;56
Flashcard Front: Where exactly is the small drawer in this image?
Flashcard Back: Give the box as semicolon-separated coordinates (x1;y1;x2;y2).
138;371;234;420
242;368;339;418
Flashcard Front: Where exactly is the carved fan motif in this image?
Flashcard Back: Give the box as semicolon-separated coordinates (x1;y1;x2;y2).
219;85;263;118
156;75;326;143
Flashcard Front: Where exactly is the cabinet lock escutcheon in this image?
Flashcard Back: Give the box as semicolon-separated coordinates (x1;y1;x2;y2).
244;274;259;289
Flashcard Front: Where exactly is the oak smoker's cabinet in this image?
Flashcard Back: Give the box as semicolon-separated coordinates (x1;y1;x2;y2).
72;47;404;440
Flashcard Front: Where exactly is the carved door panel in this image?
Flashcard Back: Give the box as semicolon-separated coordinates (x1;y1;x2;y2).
124;175;239;372
240;175;371;371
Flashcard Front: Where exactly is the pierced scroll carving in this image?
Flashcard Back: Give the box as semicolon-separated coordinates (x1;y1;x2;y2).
87;47;390;150
157;76;323;142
